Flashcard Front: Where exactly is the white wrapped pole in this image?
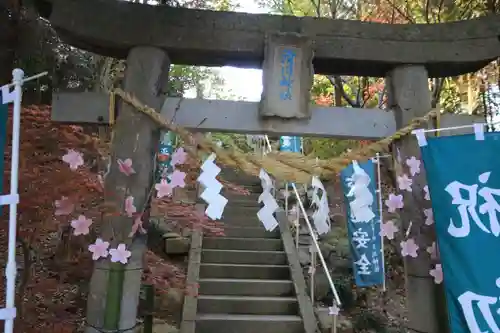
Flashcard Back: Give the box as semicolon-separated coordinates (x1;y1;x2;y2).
2;69;24;333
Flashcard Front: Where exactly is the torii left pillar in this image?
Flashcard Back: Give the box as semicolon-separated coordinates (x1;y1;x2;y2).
85;47;170;333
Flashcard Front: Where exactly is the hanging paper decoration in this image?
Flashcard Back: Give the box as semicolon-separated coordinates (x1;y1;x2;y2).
196;153;227;220
279;136;302;153
340;160;384;287
157;131;175;178
420;130;500;333
280;136;302;206
257;169;279;231
310;176;331;235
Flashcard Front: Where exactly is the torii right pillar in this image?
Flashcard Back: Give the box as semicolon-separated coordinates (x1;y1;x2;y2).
387;65;449;333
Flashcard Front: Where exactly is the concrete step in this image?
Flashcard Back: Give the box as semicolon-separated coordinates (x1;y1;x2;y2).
201;249;287;265
225;198;261;207
199;278;294;296
221;226;280;239
220;215;262;227
224;192;260;201
203;237;283;251
200;263;290;279
195;314;303;333
223;206;261;216
197;295;299;315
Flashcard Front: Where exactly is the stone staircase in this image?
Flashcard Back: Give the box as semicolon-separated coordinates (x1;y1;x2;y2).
180;169;317;333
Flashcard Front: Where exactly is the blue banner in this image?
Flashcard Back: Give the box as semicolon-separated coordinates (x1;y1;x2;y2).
421;132;500;333
279;136;302;153
340;160;384;287
280;136;302;189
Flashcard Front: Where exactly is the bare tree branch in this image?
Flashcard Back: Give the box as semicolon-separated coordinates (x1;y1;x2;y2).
383;0;415;23
327;75;359;107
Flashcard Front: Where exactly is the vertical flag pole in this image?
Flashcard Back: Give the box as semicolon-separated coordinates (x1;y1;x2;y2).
375;153;386;292
3;69;24;333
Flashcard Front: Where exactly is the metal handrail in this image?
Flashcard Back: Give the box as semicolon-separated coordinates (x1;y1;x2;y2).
257;135;341;306
291;183;342;307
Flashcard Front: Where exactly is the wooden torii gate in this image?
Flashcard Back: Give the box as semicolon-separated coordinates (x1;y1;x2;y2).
34;0;500;332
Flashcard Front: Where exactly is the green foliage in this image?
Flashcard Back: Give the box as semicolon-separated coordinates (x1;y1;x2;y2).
440;78;463;113
305;138;360;159
168;65;224;97
209;133;254;152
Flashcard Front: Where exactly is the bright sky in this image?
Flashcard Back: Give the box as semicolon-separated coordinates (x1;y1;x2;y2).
219;0;268;101
186;0;267;101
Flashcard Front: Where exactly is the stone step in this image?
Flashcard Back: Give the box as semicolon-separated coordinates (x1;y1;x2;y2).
220;214;262;227
225;198;261;207
224;192;260;201
201;249;287;265
223;205;261;216
199;278;294;296
195;314;303;333
199;263;290;279
221;226;280;239
197;295;299;315
203;237;283;251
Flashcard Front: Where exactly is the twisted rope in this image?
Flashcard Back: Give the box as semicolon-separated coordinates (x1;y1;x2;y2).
112;88;438;183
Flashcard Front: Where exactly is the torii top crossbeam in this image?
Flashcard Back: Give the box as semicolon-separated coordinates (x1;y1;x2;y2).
35;0;500;78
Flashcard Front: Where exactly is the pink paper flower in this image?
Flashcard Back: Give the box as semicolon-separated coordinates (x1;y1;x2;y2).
405;156;421;176
328;304;340;316
62;149;84;170
54;196;74;216
426;242;439;260
385;194;404;213
397;174;413;192
171;147;187;166
400;238;419;258
170;170;186;188
423;185;430;200
124;196;137;217
380;220;399;240
88;238;110;260
109;243;132;264
71;215;93;236
129;215;146;237
155;179;173;198
429;264;443;284
424;208;434;226
117;158;136;176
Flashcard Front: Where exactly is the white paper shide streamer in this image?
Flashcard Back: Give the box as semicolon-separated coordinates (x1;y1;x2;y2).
311;176;331;235
197;153;228;220
257;169;279;231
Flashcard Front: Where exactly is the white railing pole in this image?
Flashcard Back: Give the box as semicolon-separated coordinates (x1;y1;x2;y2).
3;69;24;333
292;183;341;306
375;153;387;292
310;247;316;301
295;204;300;249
